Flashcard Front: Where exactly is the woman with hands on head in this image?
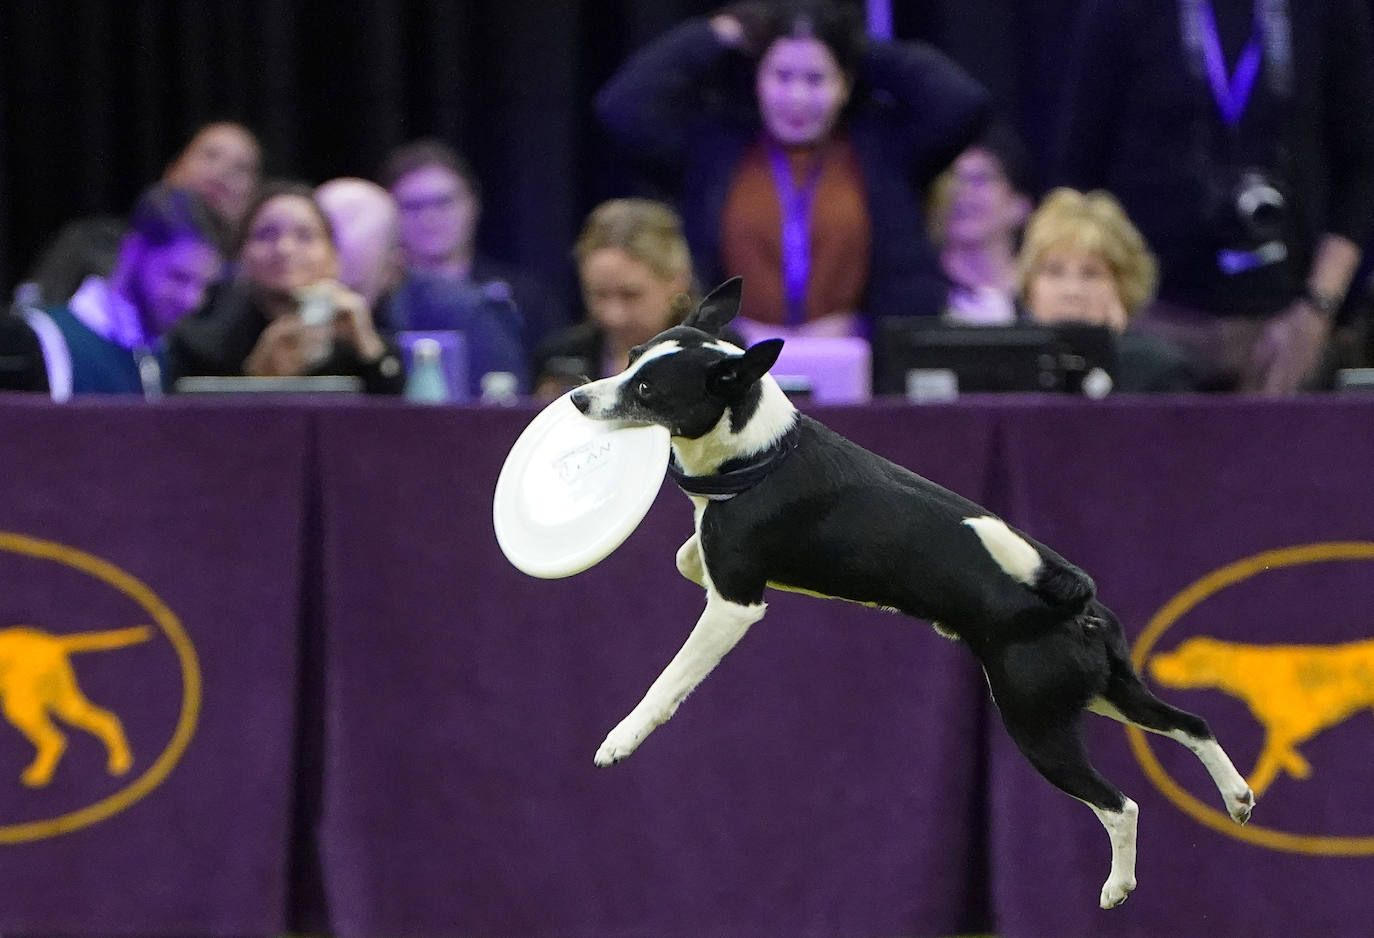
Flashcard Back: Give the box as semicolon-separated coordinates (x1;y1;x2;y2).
596;0;990;342
166;181;405;393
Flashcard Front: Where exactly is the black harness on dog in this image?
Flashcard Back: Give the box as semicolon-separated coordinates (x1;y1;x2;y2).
667;422;802;501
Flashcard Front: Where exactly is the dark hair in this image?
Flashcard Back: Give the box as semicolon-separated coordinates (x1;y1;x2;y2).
128;184;228;255
236;180;336;252
376;138;482;199
758;0;865;78
974;118;1035;197
23;216;126;303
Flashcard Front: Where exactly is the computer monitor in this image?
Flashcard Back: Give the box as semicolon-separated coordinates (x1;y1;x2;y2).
871;319;1117;398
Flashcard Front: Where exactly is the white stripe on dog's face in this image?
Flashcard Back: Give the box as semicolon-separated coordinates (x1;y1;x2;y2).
576;337;744;420
575;340;682;420
571;331;797;470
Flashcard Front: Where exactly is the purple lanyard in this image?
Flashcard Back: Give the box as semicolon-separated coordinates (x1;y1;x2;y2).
767;142;826;327
1194;1;1264;127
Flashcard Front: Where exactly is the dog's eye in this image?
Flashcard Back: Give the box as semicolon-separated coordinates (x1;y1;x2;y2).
635;380;654;399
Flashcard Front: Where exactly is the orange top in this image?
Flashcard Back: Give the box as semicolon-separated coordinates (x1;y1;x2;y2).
719;133;871;325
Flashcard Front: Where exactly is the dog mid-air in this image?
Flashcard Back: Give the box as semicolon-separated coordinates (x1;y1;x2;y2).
569;278;1253;909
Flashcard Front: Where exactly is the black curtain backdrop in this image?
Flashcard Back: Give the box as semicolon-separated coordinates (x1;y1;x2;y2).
0;0;1081;320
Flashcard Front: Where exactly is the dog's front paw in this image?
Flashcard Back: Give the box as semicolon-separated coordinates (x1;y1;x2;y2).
1099;873;1136;910
594;721;646;767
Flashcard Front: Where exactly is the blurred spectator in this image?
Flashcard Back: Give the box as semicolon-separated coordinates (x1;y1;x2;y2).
162;121;263;234
18;121;261;307
313;178;403;309
314;177;528;397
595;0;989;338
1054;0;1374;392
927;121;1035;325
22;216;126;308
531;199;695;399
0;311;48;393
377;138;560;355
22;185;226;399
165;181;404;395
1019;188;1195;392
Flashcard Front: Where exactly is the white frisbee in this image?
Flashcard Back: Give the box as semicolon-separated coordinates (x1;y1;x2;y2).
493;391;671;578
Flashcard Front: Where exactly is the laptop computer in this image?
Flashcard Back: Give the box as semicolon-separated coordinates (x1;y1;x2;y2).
173;375;365;394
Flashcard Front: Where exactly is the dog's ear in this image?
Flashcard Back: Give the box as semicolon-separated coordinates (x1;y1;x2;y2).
706;338;784;400
683;277;743;335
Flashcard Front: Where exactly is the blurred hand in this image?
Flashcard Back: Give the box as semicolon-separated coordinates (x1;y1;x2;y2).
246;281;386;375
1245;299;1330;394
245;316;323;377
711;2;771;53
322;281;387;362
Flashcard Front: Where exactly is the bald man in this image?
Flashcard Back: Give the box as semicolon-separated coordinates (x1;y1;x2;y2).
316;177;529;397
316;177;403;305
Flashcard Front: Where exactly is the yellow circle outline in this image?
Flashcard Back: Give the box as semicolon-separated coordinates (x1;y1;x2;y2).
0;532;201;844
1128;541;1374;856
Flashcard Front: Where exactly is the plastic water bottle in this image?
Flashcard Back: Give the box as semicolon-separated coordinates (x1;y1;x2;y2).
405;338;450;403
480;370;520;406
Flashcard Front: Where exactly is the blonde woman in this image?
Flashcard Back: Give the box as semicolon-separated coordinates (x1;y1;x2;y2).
1019;188;1194;391
532;199;696;399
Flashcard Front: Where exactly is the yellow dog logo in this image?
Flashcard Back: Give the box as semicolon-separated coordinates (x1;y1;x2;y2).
1150;637;1374;798
1154;637;1368;802
0;625;152;787
1129;541;1374;856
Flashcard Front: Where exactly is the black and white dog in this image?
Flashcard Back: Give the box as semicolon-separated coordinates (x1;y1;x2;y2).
570;279;1253;909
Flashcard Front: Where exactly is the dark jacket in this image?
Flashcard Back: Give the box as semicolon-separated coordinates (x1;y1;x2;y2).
1054;0;1374;317
596;19;990;322
374;270;530;397
165;280;406;395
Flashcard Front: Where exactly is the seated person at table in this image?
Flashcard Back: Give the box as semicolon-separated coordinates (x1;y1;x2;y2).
0;312;49;392
315;177;528;397
24;184;226;399
21;215;127;309
1018;188;1195;393
378;138;561;356
531;199;696;399
927;120;1035;326
165;181;405;394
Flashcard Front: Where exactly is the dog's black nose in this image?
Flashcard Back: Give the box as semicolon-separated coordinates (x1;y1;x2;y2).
569;388;590;413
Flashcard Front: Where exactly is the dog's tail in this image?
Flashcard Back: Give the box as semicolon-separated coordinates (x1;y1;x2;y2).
1032;559;1096;614
962;516;1094;613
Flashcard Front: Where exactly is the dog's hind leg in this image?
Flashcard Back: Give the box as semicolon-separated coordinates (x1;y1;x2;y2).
1089;680;1254;823
1085;604;1254;823
594;591;765;767
675;534;706;587
1091;663;1254;824
997;704;1139;909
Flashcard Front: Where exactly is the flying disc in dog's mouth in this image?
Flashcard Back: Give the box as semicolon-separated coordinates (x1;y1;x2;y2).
493;391;670;578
